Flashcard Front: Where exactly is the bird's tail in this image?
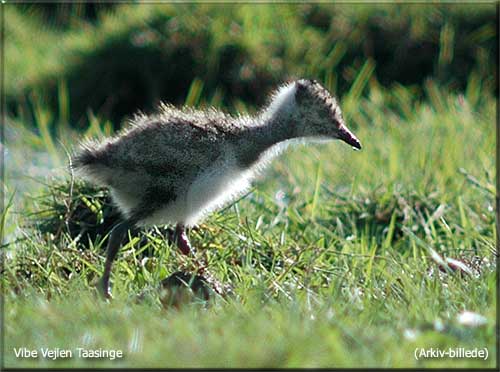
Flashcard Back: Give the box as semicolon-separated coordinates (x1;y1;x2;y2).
71;147;98;170
69;140;108;184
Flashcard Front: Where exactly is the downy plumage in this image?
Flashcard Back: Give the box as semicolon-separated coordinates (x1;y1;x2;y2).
72;79;362;298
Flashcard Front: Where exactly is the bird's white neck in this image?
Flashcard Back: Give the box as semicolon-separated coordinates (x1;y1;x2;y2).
235;83;301;167
262;82;297;125
254;82;299;141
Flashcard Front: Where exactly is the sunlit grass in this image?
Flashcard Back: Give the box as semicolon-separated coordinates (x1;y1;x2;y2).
3;2;497;367
2;74;496;368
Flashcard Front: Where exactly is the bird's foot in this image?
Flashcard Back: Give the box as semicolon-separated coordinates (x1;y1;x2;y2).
97;277;113;300
159;271;210;308
193;265;233;298
159;268;233;309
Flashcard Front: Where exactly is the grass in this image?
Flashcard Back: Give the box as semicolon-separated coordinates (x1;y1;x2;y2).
1;72;496;368
1;4;497;368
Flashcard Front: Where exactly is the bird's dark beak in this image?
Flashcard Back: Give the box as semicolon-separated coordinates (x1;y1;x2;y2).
337;125;362;150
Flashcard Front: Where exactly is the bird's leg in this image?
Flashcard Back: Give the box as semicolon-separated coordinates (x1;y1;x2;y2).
98;220;131;299
173;223;229;296
174;224;195;256
173;223;207;278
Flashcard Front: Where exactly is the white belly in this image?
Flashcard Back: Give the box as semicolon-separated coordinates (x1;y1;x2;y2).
139;150;253;227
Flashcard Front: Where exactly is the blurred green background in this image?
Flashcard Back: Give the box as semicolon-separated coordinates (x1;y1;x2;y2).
5;3;497;128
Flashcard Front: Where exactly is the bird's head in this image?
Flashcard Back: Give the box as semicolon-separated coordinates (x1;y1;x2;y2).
290;79;362;150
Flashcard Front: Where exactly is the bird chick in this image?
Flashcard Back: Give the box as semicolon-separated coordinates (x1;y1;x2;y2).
72;79;362;298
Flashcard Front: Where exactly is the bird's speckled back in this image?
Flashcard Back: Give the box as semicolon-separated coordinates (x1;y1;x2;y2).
72;79;360;226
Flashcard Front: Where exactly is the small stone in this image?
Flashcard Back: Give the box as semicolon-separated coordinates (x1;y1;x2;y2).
456;311;487;327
